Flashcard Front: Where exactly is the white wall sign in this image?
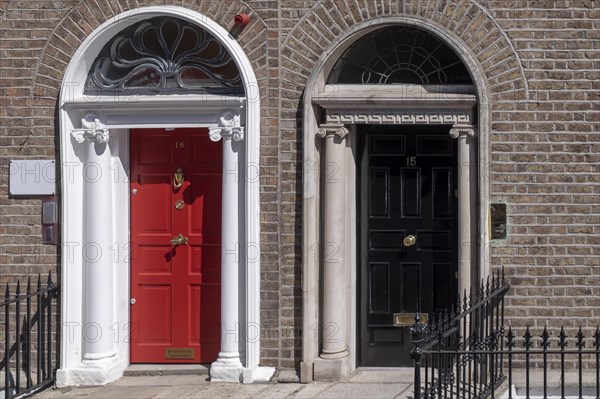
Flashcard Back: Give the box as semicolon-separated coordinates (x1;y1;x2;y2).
8;160;56;196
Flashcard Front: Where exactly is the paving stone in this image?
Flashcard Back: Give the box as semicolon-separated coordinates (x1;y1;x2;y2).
344;368;414;383
180;381;272;398
287;382;335;398
317;382;411;399
73;385;164;398
34;386;107;398
252;383;307;398
150;384;214;399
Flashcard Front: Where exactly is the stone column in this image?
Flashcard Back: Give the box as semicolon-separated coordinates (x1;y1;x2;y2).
314;123;350;380
71;118;117;365
209;112;244;382
449;124;477;297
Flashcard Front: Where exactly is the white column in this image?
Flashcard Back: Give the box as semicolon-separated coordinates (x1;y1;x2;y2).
71;118;117;364
314;124;350;380
450;124;477;297
209;112;244;382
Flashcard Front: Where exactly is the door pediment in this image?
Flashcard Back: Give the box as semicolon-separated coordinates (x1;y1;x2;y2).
313;84;476;125
63;95;245;129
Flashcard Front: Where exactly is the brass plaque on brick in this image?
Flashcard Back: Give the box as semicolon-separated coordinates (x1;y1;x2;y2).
393;313;428;327
164;348;195;359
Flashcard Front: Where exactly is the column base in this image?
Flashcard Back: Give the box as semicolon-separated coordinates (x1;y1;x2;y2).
300;361;313;383
56;354;124;387
320;348;349;359
210;352;243;382
313;355;351;381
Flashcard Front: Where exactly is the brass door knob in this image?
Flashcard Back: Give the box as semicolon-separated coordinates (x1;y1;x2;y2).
403;235;416;247
170;233;188;246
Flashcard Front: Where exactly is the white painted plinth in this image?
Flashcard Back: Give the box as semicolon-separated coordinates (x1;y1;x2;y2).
56;355;125;387
210;352;243;382
242;366;276;383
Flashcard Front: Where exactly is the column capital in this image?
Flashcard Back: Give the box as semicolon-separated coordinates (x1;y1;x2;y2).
316;123;349;139
209;111;244;142
449;124;476;139
71;115;109;144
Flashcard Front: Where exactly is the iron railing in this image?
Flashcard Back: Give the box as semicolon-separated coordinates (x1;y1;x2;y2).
411;271;600;399
0;273;60;399
503;326;600;399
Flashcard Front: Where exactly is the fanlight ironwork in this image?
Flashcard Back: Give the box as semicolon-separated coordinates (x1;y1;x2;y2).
328;26;473;85
85;17;243;94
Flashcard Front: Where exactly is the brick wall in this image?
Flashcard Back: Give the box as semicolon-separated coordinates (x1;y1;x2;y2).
0;0;598;373
0;0;80;283
484;0;600;335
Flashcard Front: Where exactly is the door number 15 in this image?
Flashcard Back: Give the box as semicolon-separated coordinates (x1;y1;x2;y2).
406;156;417;166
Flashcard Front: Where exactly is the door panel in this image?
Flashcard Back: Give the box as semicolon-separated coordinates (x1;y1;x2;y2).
139;286;171;342
359;125;458;367
130;128;222;363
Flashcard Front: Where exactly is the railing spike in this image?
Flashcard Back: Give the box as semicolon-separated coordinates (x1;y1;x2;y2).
37;273;42;290
496;268;502;288
47;271;53;286
16;280;21;296
541;326;550;349
27;276;32;294
443;309;450;330
471;329;480;347
576;326;585;350
507;327;515;349
559;326;567;349
523;326;533;349
4;283;9;300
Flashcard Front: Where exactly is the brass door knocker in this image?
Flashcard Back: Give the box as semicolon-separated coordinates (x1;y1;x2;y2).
173;168;184;189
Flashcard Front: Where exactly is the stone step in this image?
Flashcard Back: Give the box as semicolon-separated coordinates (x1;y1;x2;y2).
123;364;209;377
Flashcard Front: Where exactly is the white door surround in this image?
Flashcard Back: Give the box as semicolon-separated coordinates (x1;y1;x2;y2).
57;7;272;386
301;19;491;382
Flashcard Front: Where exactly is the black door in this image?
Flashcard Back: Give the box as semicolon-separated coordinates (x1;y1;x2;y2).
358;125;458;367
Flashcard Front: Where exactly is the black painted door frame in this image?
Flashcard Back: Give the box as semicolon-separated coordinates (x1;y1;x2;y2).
357;124;458;367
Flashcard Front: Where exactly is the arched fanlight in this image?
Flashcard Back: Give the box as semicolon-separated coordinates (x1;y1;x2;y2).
85;17;244;95
328;26;473;85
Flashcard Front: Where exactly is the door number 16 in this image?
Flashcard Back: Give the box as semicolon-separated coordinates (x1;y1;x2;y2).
406;156;417;166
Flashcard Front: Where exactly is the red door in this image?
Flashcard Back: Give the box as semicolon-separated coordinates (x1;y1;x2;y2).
130;128;221;363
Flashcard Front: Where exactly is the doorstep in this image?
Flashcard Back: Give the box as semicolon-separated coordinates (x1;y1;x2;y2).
123;364;210;376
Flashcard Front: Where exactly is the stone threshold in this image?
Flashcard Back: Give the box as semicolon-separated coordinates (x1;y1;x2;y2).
124;364;210;376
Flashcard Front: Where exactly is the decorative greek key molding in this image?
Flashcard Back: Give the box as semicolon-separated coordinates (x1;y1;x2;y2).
71;116;110;143
316;124;349;139
326;111;471;125
449;124;476;139
209;112;244;142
